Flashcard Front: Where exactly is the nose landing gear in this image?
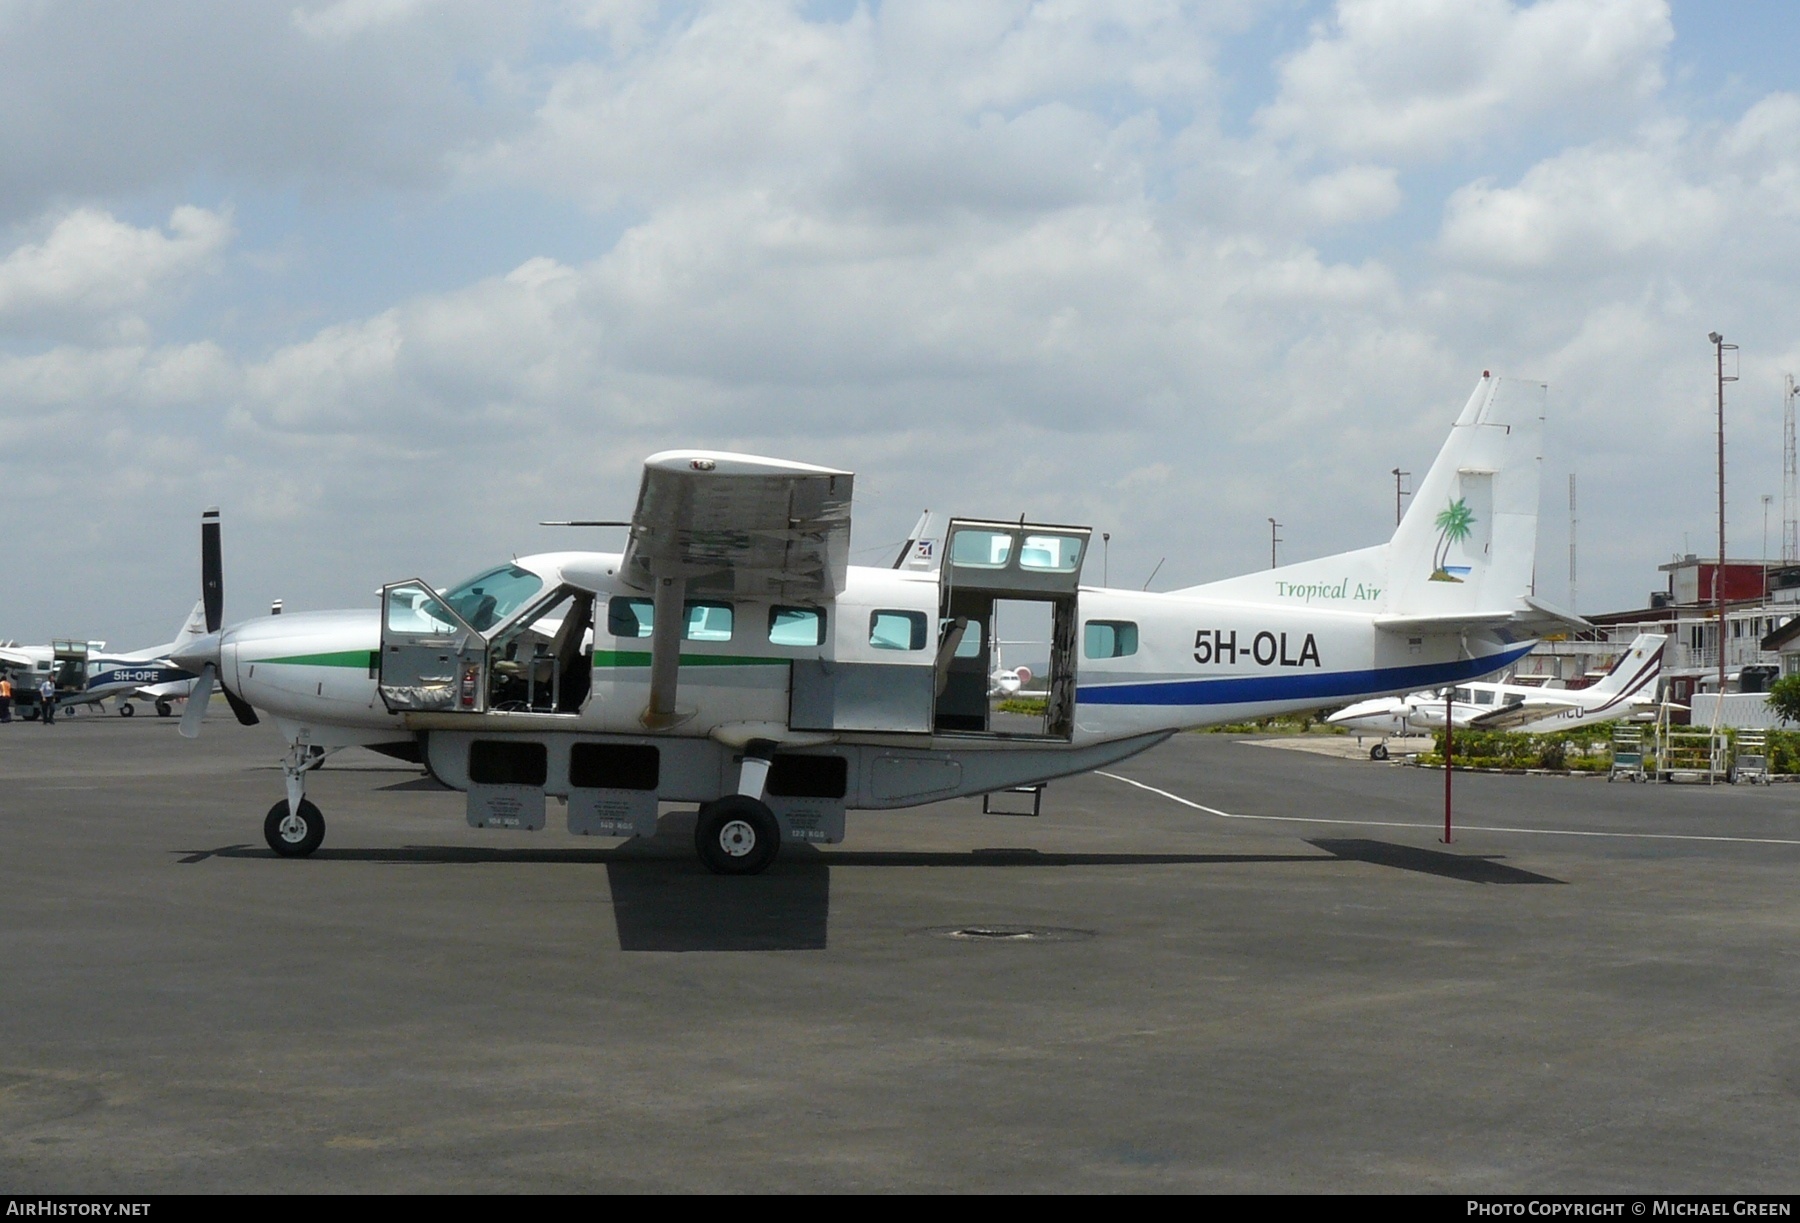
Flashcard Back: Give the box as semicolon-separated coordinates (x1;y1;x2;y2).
264;799;326;857
262;739;335;858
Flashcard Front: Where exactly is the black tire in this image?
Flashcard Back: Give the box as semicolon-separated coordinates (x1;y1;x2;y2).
1370;743;1389;761
693;795;780;876
155;699;172;717
119;703;134;718
264;799;326;858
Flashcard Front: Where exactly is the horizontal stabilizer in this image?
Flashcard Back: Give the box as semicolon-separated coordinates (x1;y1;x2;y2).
1375;597;1589;639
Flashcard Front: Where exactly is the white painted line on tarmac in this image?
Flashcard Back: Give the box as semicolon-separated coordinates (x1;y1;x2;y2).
1095;771;1800;847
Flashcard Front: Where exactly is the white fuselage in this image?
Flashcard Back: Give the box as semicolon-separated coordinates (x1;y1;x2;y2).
207;550;1530;798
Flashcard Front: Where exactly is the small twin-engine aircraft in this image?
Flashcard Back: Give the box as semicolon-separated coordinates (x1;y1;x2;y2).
172;373;1578;874
0;604;205;718
1327;631;1667;754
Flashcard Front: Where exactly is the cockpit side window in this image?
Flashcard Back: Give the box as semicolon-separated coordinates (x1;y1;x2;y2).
443;565;544;632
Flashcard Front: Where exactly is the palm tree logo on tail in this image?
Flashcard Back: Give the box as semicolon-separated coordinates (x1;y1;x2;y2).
1431;498;1475;582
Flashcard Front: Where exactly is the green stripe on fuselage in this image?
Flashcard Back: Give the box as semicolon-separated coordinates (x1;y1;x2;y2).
262;649;782;669
592;651;781;668
262;650;380;669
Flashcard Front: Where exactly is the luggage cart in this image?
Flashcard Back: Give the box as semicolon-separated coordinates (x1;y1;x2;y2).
1609;725;1647;783
1734;730;1772;785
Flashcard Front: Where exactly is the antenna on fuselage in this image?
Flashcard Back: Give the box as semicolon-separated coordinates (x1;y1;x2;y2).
1142;558;1165;591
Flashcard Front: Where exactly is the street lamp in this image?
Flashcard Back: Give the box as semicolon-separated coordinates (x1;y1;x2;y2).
1710;331;1739;712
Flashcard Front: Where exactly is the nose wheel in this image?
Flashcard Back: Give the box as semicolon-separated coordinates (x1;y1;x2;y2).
264;799;326;857
694;796;781;876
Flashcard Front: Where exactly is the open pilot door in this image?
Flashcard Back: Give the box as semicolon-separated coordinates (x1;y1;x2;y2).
378;580;488;713
936;519;1089;739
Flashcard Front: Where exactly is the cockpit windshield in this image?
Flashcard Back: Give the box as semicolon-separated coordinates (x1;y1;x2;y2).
443;564;544;632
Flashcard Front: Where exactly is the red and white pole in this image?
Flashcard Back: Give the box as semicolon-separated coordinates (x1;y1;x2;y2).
1443;690;1454;844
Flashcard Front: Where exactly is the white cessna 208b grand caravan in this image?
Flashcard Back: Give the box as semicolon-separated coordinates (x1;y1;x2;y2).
172;373;1578;874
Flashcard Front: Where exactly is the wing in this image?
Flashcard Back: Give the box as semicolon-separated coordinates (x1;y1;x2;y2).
0;646;36;668
1468;696;1582;731
620;451;854;600
617;450;854;729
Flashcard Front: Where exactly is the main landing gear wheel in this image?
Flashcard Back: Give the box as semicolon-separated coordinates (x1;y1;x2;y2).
694;795;781;876
1370;743;1390;761
155;699;172;717
264;799;326;858
119;703;134;717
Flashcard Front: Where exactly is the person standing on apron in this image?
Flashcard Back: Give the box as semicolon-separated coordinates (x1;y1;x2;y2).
39;675;56;724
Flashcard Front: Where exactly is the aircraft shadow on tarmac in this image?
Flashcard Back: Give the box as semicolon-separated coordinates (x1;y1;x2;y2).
172;830;1560;952
1306;838;1564;886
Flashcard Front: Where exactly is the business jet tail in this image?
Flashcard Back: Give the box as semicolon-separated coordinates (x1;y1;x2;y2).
1584;634;1667;700
166;599;208;656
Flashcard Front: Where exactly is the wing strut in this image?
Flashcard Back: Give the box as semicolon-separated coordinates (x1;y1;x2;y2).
642;573;691;729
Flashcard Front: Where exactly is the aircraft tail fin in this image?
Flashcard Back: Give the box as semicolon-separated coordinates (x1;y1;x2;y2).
1174;374;1549;631
169;599;208;654
895;510;944;571
1382;374;1544;618
1584;633;1667;700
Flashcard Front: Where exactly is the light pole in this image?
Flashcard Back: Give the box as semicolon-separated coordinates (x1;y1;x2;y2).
1764;494;1774;586
1102;532;1110;587
1710;331;1738;709
1269;518;1281;569
1391;467;1410;527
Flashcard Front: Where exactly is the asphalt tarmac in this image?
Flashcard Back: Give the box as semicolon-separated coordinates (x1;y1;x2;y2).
4;710;1800;1192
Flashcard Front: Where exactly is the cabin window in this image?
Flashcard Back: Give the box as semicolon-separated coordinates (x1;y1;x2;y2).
1474;689;1494;706
949;529;1013;568
607;597;654;638
1084;620;1138;659
869;610;928;651
769;606;826;647
608;597;735;641
685;602;734;642
1020;533;1084;573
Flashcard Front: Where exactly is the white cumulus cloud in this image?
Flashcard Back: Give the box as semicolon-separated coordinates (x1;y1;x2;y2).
0;206;232;334
1258;0;1672;161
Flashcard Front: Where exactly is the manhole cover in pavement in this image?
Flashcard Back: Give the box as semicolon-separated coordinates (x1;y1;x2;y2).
921;925;1095;943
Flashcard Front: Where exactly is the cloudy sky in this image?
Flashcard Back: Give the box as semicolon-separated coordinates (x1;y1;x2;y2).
4;0;1798;646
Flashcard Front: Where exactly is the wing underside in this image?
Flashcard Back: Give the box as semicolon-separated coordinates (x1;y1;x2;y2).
620;451;854;600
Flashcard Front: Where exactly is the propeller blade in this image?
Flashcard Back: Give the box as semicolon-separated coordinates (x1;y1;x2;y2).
201;507;223;633
180;664;215;739
223;684;260;726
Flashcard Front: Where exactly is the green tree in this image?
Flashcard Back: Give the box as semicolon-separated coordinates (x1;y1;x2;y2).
1431;497;1476;581
1767;674;1800;725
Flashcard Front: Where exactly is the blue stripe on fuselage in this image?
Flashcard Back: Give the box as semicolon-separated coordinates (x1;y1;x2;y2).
1076;644;1535;707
